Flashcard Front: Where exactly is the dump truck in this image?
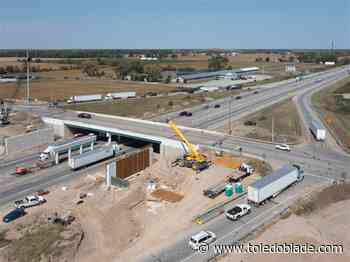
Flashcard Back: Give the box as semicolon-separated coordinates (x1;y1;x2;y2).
310;120;326;141
247;164;304;205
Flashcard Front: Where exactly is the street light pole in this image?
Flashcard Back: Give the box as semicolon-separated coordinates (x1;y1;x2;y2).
26;50;30;104
271;116;274;142
229;96;232;134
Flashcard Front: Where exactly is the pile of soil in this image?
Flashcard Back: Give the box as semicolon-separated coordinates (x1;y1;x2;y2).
214;154;241;169
151;189;184;203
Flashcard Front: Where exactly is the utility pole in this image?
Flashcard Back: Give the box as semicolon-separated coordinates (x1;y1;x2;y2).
271;116;274;142
229;96;232;134
26;50;31;104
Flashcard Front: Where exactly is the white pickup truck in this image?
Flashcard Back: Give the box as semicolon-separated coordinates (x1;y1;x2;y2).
14;195;46;209
225;204;251;221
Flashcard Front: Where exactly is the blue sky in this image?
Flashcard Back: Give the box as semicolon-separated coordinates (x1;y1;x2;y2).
0;0;349;49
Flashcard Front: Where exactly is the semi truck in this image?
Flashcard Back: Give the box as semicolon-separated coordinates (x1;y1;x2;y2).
105;92;136;100
310;120;326;141
247;164;304;206
67;94;102;103
68;144;119;170
39;135;97;161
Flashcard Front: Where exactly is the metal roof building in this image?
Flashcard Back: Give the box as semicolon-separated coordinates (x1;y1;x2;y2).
176;67;259;83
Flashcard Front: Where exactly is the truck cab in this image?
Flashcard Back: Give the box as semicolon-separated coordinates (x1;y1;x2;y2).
225;204;251;220
39;152;50;161
15;195;46;209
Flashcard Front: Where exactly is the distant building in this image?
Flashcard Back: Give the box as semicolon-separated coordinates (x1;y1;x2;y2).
176;67;259;83
285;63;296;73
342;94;350;100
200;86;220;92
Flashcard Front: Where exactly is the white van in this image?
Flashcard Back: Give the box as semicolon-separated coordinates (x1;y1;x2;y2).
189;231;216;250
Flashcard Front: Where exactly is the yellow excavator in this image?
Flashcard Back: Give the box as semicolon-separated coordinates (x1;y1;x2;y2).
168;120;210;172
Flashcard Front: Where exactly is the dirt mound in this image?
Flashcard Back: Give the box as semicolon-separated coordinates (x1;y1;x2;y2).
291;182;350;216
75;186;145;262
151;189;184;203
214;154;241;169
0;218;84;262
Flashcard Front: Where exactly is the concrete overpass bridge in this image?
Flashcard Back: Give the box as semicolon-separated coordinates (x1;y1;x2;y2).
43;111;350;179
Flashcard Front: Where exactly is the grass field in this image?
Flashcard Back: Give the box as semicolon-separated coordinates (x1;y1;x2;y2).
312;76;350;151
0;57;74;71
0;79;178;101
0;54;330;103
65;91;238;119
229;98;303;143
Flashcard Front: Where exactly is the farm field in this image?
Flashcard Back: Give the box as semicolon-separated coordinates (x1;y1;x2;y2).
312;76;350;152
0;79;177;101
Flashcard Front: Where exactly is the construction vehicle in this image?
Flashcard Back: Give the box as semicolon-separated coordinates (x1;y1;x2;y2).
168;120;210;172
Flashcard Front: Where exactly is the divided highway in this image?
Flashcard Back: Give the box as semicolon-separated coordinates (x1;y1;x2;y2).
0;66;349;262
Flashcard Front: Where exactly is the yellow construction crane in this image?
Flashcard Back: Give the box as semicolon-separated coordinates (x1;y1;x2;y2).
168;120;210;172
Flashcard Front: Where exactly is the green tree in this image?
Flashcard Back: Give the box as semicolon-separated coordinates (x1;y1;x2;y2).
208;56;229;70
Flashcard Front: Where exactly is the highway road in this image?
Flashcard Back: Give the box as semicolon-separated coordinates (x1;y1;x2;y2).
154;67;349;130
0;66;349;262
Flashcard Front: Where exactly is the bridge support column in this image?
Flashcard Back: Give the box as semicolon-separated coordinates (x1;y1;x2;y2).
90;142;94;151
80;145;83;154
68;148;72;160
55;153;59;164
107;132;111;144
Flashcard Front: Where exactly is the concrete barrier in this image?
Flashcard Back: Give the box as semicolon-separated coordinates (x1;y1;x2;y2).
5;128;54;155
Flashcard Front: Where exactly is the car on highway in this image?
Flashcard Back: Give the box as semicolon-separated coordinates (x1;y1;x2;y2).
3;208;26;223
235;96;242;100
77;113;92;119
214;104;221;108
189;230;216;250
253;90;259;94
275;144;291;152
244;120;256;126
179;111;192;117
15;166;30;175
225;204;251;221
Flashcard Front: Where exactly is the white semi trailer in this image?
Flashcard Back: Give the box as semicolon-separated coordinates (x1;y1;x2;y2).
67;94;102;103
68;144;119;170
310;120;326;141
105;92;136;100
247;164;304;206
40;135;96;161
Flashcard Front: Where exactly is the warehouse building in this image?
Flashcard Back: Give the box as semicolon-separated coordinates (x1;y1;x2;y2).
176;67;259;83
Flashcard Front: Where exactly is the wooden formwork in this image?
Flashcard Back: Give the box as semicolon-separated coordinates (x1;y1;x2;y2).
116;146;150;179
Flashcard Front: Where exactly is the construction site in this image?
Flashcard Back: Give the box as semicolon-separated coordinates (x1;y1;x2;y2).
0;118;272;262
0;50;349;262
